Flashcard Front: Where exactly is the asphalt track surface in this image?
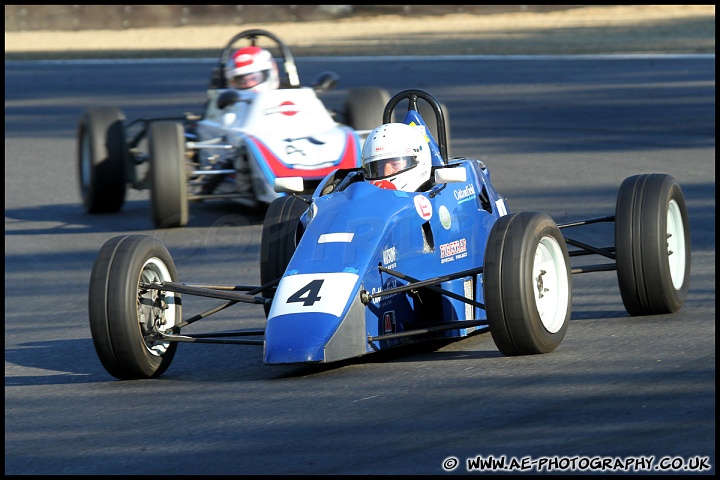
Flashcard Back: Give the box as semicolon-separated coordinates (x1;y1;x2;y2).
5;54;715;475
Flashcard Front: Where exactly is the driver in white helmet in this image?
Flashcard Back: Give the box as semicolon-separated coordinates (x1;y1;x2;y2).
361;123;432;192
225;46;280;92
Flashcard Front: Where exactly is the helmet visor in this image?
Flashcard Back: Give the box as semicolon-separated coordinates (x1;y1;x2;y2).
363;156;417;180
233;70;269;89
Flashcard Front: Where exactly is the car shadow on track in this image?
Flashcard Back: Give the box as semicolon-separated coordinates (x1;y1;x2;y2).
270;336;507;379
4;335;504;386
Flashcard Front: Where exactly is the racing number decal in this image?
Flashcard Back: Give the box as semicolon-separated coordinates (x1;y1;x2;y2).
287;279;323;306
285;143;306;156
268;272;360;319
283;136;325;157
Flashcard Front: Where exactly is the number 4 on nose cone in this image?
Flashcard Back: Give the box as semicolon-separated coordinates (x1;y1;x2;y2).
268;272;360;318
287;279;323;306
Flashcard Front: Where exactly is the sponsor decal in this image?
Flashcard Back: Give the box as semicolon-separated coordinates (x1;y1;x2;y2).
414;195;432;220
440;238;468;264
370;278;400;305
382;246;397;269
439;205;451;229
370;286;381;305
383;310;396;333
407;121;430;142
264;101;299;116
454;184;476;204
367;147;416;161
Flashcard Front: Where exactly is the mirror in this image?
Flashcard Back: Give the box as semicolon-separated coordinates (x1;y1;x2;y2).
434;167;467;184
311;71;340;92
274;177;305;193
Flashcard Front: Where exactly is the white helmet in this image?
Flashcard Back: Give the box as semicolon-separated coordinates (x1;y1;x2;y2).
225;46;280;92
361;123;432;192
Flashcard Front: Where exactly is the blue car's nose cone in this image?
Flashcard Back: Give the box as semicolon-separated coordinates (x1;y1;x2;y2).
263;271;368;364
263;312;339;364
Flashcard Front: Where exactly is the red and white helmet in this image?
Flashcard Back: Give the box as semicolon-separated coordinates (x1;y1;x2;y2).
361;123;432;192
225;46;280;92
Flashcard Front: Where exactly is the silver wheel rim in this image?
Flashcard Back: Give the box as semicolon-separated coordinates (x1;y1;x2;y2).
137;257;178;356
533;235;569;334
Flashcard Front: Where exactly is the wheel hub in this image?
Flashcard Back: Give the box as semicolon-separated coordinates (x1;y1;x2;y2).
536;269;548;298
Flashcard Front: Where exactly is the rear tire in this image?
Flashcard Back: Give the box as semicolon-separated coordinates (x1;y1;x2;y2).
344;87;391;131
77;107;128;213
88;235;181;380
615;173;690;315
260;195;308;316
484;212;572;355
149;121;188;228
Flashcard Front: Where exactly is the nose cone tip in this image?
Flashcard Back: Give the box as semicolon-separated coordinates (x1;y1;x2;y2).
263;312;336;365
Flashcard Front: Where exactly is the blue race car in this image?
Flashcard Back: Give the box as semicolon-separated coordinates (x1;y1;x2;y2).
87;89;691;379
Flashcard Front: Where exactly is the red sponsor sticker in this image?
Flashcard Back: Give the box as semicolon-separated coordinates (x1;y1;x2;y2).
414;195;432;220
264;101;299;116
440;238;467;258
383;311;396;333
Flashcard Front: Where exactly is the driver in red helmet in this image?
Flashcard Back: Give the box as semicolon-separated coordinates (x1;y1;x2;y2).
225;46;280;92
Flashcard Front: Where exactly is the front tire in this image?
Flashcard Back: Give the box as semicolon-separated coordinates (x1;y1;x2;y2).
484;212;572;355
260;195;308;316
88;235;181;380
149;121;188;228
77;107;128;213
615;173;690;315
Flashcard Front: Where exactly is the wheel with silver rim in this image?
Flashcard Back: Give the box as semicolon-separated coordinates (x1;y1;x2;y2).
88;234;181;380
484;212;572;355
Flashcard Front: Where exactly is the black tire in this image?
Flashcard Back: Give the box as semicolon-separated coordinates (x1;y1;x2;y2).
149;121;188;228
260;195;308;316
77;107;128;213
417;100;451;157
615;173;691;316
88;235;181;380
484;212;572;355
344;87;391;131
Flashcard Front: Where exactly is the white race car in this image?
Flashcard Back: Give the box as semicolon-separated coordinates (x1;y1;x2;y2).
77;28;391;228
